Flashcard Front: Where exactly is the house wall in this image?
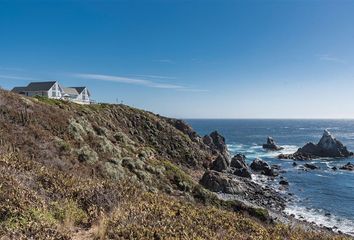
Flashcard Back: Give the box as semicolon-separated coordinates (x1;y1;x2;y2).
76;88;90;104
48;82;64;99
26;91;49;97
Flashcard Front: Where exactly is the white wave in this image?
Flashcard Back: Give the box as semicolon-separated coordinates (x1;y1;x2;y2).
279;145;299;155
284;205;354;235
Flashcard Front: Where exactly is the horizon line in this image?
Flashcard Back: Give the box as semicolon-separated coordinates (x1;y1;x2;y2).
182;118;354;120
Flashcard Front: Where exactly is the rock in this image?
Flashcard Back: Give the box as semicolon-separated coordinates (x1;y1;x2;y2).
203;131;229;158
169;119;199;142
279;180;289;186
303;163;318;170
292;162;297;167
199;170;235;193
228;154;252;179
250;158;268;171
230;154;247;169
331;166;337;171
200;170;286;211
250;158;277;177
210;131;227;153
233;168;252;179
339;162;354;171
271;164;281;170
262;137;284;151
210;154;229;172
278;130;353;160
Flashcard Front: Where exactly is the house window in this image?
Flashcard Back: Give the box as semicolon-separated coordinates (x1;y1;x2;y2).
52;90;56;97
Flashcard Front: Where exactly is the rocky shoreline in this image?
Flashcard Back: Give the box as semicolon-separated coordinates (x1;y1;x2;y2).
199;130;354;237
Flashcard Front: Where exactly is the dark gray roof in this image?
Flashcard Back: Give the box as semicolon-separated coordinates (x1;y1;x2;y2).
11;87;28;93
26;81;57;91
70;87;85;94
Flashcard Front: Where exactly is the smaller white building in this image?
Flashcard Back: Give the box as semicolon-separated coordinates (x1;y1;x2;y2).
63;87;91;105
11;81;92;104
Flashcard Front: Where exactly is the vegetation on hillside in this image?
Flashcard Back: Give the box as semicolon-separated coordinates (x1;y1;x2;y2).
0;90;350;239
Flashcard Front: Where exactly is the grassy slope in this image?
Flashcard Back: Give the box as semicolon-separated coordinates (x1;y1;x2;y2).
0;90;349;239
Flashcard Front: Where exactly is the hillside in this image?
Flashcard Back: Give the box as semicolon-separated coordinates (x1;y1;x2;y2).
0;89;349;239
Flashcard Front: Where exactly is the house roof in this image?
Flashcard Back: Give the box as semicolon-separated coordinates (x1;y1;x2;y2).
26;81;57;91
63;87;79;96
11;87;28;93
69;87;90;96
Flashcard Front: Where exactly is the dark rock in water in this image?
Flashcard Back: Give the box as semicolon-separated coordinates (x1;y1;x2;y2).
200;170;234;193
278;130;353;160
262;136;284;151
304;163;318;170
292;162;297;167
278;152;314;161
210;154;229;172
279;180;289;185
332;166;337;171
230;154;247;169
233;168;252;179
271;164;281;170
339;162;354;171
250;158;277;177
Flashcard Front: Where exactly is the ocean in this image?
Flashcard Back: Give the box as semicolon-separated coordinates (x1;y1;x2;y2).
186;119;354;235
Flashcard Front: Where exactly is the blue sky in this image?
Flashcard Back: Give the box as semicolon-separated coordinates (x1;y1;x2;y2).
1;1;354;118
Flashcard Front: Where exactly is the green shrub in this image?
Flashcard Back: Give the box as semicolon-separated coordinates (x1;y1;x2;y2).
50;200;88;226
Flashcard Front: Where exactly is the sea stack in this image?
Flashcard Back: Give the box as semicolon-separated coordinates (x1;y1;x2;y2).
262;136;284;151
279;129;353;160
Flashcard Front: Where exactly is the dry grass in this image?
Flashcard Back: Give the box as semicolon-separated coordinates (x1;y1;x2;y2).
0;90;351;239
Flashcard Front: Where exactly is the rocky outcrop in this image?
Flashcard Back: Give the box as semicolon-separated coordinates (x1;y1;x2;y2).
210;154;229;172
339;162;354;171
262;137;284;151
230;154;251;179
250;158;277;177
167;119;200;142
200;170;236;194
233;168;252;178
278;130;353;160
200;170;285;211
210;153;252;179
203;131;229;158
230;154;247;169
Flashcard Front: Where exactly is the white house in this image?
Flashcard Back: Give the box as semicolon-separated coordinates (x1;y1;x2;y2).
63;87;91;105
12;81;64;99
11;81;92;104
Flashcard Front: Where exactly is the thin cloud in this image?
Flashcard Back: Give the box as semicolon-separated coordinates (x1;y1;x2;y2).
318;54;346;64
74;73;183;89
73;73;207;92
0;74;44;81
131;74;177;80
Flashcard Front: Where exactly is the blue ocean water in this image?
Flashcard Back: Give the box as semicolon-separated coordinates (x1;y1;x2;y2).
186;119;354;235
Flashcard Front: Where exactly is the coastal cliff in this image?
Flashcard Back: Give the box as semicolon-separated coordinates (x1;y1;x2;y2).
0;89;349;239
